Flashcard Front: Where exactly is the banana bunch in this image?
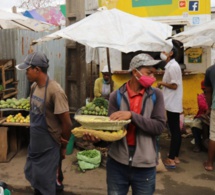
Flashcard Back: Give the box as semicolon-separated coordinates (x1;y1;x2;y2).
72;127;127;142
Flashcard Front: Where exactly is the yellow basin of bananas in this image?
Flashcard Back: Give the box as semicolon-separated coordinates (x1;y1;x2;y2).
74;115;131;130
72;126;127;142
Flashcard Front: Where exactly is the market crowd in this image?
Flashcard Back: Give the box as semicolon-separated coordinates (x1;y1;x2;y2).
10;42;214;195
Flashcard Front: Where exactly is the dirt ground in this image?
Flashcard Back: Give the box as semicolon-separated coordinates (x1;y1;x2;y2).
0;132;215;195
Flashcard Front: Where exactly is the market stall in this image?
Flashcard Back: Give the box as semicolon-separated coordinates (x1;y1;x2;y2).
0;98;30;162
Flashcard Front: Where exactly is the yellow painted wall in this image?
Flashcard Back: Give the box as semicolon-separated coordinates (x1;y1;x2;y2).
180;74;205;115
112;73;205;115
99;0;210;17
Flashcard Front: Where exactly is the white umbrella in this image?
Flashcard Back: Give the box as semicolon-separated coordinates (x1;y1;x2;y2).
172;19;215;48
0;9;52;31
32;8;173;52
32;8;173;96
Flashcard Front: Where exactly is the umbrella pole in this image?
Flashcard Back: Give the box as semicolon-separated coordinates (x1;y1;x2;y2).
90;61;93;102
106;48;113;92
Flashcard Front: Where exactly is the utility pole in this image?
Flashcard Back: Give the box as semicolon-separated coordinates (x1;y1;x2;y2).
65;0;86;113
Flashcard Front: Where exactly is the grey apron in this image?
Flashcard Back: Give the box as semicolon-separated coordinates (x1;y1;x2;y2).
24;78;60;195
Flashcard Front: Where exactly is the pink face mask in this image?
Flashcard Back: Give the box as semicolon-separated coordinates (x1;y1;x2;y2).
135;69;156;88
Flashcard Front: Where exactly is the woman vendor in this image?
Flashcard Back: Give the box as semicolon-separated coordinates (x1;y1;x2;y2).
94;65;118;100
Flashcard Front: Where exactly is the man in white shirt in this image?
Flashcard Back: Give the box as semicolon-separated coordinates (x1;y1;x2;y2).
157;47;183;168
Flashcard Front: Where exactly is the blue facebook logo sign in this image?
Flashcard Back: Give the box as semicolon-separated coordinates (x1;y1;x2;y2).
189;1;199;11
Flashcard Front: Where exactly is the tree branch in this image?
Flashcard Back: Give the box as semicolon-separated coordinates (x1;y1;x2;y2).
18;0;64;9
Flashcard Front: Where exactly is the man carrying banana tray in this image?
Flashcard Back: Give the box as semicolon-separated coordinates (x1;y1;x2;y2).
84;53;166;195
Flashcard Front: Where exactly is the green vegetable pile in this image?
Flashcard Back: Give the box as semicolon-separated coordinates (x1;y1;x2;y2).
80;150;99;158
80;97;108;116
0;97;30;110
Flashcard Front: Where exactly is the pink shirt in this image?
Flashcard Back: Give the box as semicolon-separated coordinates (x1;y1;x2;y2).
195;93;208;118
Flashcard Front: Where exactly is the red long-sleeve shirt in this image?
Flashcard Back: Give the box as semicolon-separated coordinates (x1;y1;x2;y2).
126;81;144;146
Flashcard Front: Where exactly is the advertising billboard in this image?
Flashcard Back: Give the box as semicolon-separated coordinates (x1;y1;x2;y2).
99;0;211;25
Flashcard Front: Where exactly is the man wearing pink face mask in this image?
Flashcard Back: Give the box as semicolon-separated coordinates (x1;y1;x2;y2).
157;47;183;168
84;53;166;195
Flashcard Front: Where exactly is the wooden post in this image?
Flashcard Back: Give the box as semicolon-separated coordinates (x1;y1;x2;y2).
106;48;113;92
66;0;86;112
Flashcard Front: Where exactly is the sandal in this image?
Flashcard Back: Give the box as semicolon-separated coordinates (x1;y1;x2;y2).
203;161;214;171
166;153;180;164
174;157;180;164
164;158;176;169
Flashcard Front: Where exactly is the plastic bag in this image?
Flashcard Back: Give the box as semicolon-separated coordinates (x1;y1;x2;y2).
66;134;75;155
77;149;101;170
4;189;11;195
0;187;4;195
78;160;100;170
0;181;10;195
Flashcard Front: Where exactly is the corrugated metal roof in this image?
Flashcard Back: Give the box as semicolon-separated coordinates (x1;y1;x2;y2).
0;29;16;59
